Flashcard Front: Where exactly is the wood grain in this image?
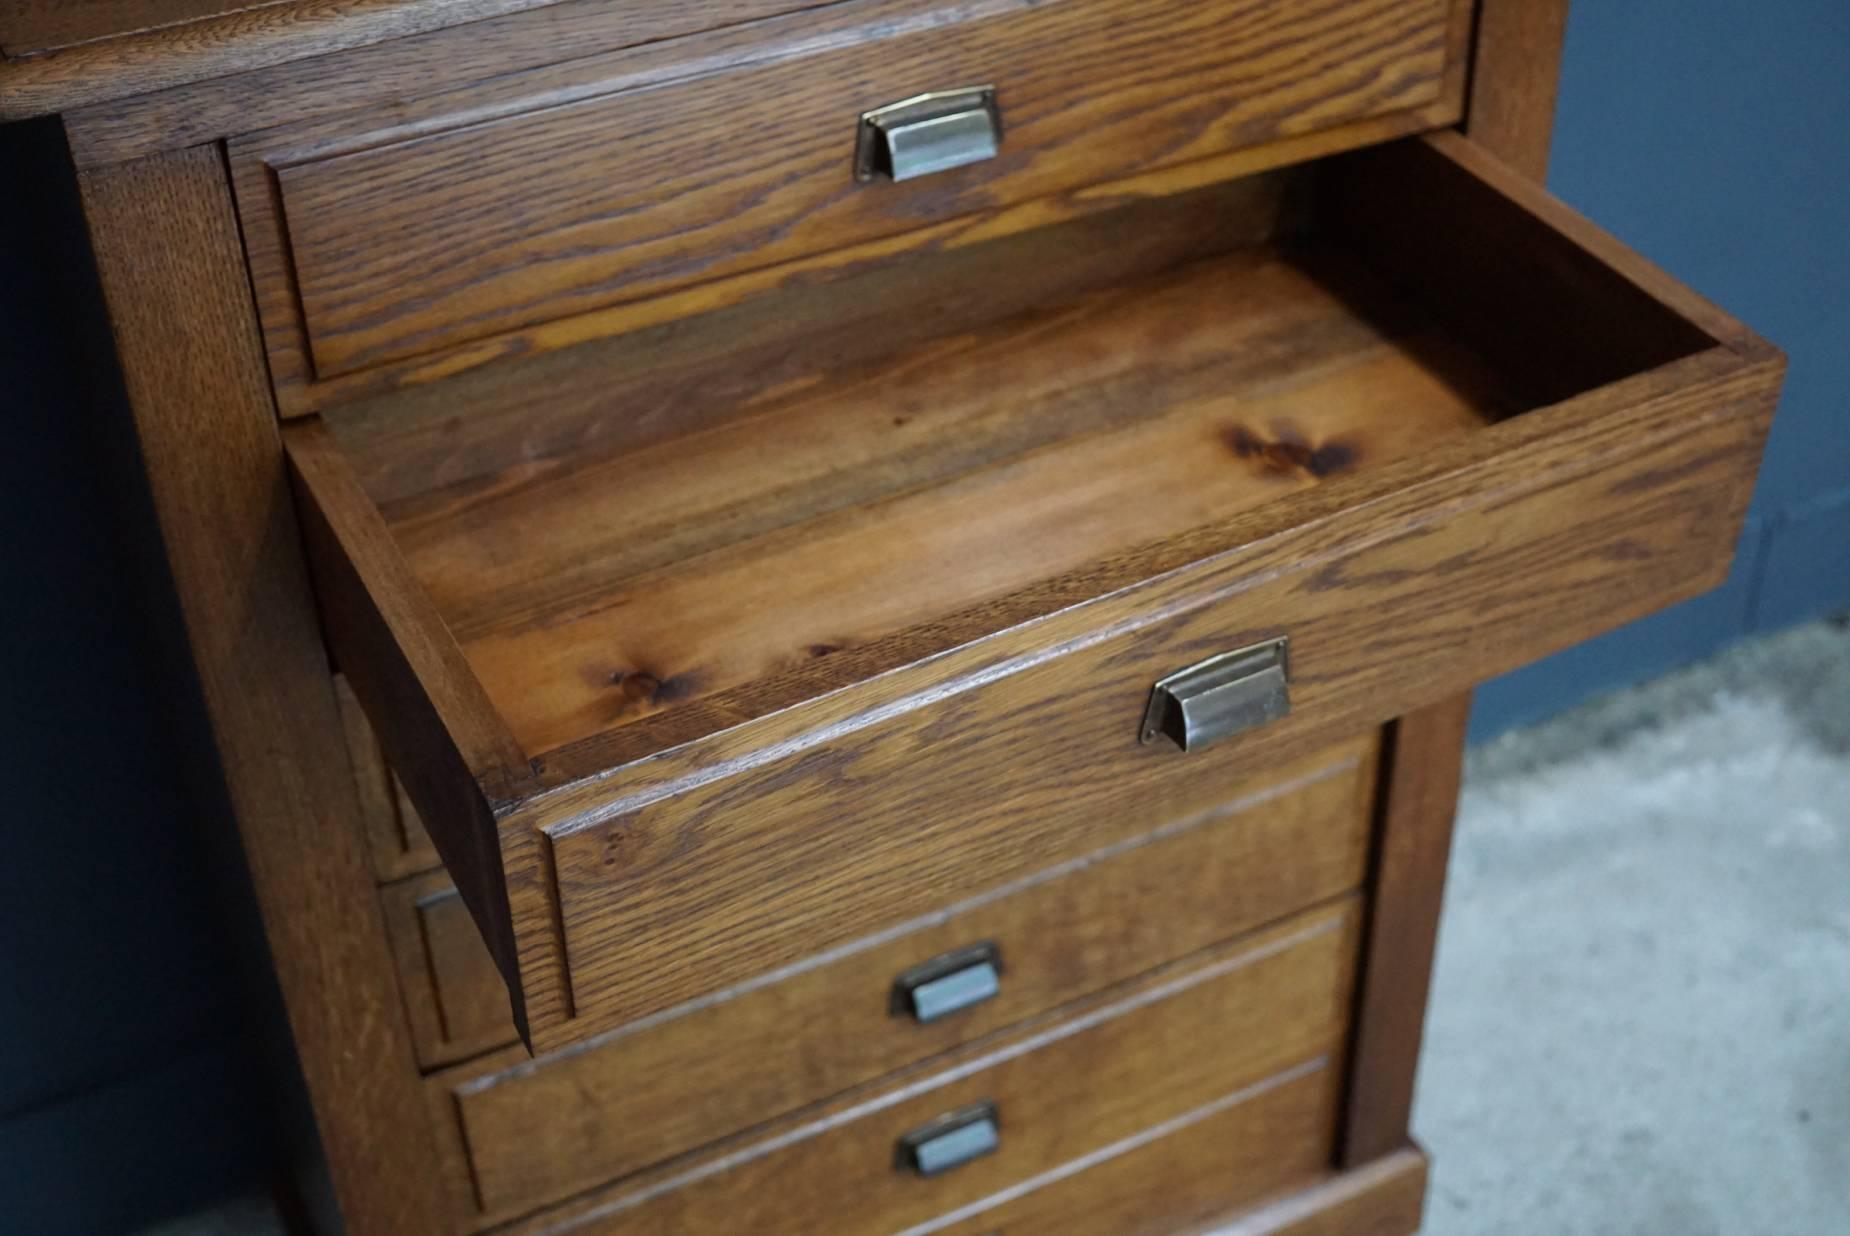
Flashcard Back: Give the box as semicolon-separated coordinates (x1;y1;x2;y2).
325;134;1766;777
53;10;1775;1232
1373;131;1765;354
1316;135;1712;408
1339;695;1471;1166
918;1061;1341;1236
426;741;1375;1221
228;0;1471;409
407;252;1500;730
245;105;1464;414
529;359;1773;1040
0;0;289;57
1208;1149;1428;1236
499;901;1360;1235
1304;26;1578;1208
335;674;442;880
264;0;1457;380
286;415;537;1039
1;0;714;121
329;167;1301;512
397;123;1762;776
1307;19;1577;1202
76;145;448;1234
381;870;518;1069
58;0;832;164
292;135;1783;1050
1465;0;1573;181
1321;28;1579;1185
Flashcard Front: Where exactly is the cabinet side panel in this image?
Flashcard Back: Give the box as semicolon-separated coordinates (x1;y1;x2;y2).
1465;0;1572;179
77;144;450;1235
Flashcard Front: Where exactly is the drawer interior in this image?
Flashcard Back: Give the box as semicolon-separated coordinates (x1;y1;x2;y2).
289;131;1777;1048
311;135;1717;771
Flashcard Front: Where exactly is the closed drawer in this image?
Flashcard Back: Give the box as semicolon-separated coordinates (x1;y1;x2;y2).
234;0;1470;402
286;133;1782;1053
917;1099;1427;1236
421;740;1373;1221
490;900;1361;1234
928;1152;1428;1236
334;674;441;881
382;871;518;1069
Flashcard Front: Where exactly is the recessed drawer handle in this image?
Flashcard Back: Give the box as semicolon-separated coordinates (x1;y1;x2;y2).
856;86;1001;183
897;1102;1000;1177
892;942;1002;1023
1141;637;1291;753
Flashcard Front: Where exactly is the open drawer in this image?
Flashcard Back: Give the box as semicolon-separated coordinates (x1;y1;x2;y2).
286;132;1782;1052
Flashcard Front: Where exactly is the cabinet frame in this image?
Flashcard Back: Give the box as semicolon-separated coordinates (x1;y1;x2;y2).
62;2;1571;1230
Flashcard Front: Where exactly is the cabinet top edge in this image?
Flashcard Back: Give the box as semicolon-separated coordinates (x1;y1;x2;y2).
2;0;595;123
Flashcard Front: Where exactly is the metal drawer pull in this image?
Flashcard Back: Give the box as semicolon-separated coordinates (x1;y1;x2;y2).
892;942;1002;1023
856;87;1001;183
897;1102;1000;1177
1141;637;1291;753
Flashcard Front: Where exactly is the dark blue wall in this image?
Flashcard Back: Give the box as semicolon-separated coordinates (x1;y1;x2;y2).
1;2;1846;1230
1470;0;1850;737
0;118;291;1233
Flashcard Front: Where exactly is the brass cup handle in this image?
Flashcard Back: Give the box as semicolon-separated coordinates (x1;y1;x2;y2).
855;86;1002;183
1141;638;1291;753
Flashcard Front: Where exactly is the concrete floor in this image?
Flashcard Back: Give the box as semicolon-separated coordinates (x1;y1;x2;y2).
1416;617;1850;1235
139;620;1850;1235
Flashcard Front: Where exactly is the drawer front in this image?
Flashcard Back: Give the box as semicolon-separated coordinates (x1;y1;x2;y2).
918;1069;1341;1236
927;1149;1427;1236
382;872;519;1069
501;900;1360;1235
260;0;1465;381
335;675;441;881
525;359;1770;1046
428;740;1374;1220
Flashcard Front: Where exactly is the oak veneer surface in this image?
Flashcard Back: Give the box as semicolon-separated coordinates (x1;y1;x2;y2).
382;871;517;1069
920;1062;1342;1236
260;0;1459;379
1209;1150;1428;1236
0;0;287;56
921;1111;1427;1236
55;0;836;162
499;900;1359;1234
1464;0;1572;182
76;145;451;1231
425;739;1376;1221
1341;695;1471;1166
336;674;442;880
0;0;622;120
292;135;1781;1050
321;135;1749;774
